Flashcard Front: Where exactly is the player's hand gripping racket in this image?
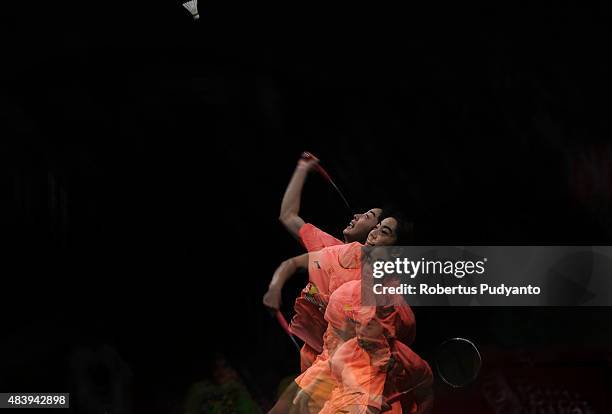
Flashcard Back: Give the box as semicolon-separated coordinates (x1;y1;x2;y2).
301;151;352;214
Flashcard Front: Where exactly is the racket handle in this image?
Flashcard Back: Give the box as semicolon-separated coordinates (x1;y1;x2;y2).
300;151;332;182
315;165;332;181
385;392;405;405
385;377;430;404
275;311;301;352
275;311;291;333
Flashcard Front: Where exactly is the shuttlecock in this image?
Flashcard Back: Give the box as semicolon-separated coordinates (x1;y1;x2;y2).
182;0;199;20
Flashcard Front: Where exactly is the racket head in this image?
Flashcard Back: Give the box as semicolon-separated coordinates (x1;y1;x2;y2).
434;337;482;388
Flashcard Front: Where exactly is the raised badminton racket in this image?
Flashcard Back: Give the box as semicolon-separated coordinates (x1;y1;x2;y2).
301;151;352;214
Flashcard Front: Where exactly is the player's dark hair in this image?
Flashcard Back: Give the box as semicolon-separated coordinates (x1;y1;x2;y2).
379;206;414;245
352;205;385;224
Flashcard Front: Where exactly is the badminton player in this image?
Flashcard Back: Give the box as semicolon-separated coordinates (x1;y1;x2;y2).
279;153;383;250
288;219;431;413
279;153;385;371
266;214;431;413
306;281;433;414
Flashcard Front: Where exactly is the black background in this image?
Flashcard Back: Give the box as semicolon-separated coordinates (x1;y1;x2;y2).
3;0;612;412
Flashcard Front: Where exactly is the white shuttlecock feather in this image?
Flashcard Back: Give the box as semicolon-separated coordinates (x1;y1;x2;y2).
182;0;199;20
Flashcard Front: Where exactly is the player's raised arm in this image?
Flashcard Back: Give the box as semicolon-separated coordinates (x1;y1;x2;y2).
278;153;319;239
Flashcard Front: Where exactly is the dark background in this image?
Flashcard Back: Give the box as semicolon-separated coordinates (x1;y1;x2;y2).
3;0;612;412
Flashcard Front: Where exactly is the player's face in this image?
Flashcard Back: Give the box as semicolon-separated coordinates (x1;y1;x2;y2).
343;208;382;243
365;217;398;246
356;318;386;347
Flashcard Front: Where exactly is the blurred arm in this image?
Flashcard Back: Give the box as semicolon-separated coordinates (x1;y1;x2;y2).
263;253;309;311
279;156;319;239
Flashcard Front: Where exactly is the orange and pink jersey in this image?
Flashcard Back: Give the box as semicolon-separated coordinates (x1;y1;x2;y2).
290;224;355;371
287;225;432;412
294;279;363;413
295;279;431;414
289;242;362;355
298;223;343;252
